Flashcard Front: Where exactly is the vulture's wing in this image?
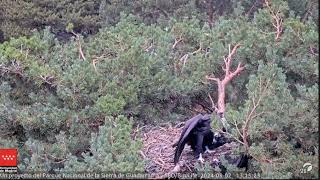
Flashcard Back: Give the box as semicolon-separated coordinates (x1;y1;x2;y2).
172;114;203;147
173;114;204;165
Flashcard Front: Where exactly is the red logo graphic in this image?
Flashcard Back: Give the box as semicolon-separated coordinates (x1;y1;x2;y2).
0;149;17;167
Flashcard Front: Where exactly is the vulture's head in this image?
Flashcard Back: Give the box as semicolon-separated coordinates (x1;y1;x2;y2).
212;131;228;148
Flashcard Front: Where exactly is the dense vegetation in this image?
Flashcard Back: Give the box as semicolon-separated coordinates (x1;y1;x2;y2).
0;0;318;178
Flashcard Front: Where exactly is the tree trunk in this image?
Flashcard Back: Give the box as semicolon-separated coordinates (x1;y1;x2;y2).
206;43;244;131
217;80;226;115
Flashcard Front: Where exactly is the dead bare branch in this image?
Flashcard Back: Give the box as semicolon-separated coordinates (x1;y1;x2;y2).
172;35;183;49
71;31;86;61
206;43;244;117
191;43;202;55
0;63;24;77
205;75;219;82
265;0;283;41
208;93;218;112
178;42;203;74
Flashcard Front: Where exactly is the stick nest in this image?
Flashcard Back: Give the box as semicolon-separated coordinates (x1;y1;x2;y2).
141;123;238;179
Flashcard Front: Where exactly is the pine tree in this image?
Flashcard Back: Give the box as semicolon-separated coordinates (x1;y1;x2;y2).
60;115;144;173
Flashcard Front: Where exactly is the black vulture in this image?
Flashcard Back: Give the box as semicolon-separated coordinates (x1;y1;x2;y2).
213;153;252;175
173;114;227;165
